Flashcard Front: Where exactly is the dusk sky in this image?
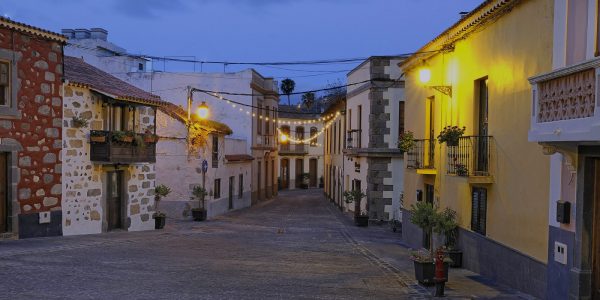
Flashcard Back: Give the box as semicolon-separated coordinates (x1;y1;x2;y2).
2;0;482;102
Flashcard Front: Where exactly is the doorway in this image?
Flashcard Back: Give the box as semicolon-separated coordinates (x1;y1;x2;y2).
426;96;435;167
295;159;303;188
0;153;8;233
280;159;289;189
593;159;600;299
309;158;317;187
423;183;434;250
353;180;361;217
228;176;234;210
107;171;124;231
476;78;489;173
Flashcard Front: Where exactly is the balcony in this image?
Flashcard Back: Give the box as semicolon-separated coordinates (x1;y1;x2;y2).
529;58;600;143
406;139;436;174
346;129;362;149
279;143;308;156
446;136;494;184
252;134;277;151
89;130;156;164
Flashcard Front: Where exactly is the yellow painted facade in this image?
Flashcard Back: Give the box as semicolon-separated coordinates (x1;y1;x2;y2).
403;0;553;262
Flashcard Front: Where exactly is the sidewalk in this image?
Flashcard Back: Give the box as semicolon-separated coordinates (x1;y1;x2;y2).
331;204;536;299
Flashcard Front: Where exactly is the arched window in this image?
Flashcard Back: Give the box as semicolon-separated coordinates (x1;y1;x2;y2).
310;127;318;146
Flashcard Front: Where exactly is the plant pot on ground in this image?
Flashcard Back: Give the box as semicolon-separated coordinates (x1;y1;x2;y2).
436;207;462;268
355;213;369;227
191;185;208;221
410;250;450;285
343;189;368;227
300;173;310;189
153;184;171;229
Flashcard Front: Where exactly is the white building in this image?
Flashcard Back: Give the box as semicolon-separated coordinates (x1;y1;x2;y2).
277;105;324;190
64;28;280;206
343;56;406;221
323;96;346;208
156;103;252;219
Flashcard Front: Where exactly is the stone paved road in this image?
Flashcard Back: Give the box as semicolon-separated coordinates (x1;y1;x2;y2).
0;189;531;299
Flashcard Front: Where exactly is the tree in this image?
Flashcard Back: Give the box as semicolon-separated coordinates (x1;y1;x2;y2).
301;92;315;109
280;78;296;106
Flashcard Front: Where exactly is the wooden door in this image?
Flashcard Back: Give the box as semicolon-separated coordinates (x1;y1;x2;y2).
0;153;7;233
280;159;289;189
476;78;489;173
228;176;234;210
107;171;123;231
353;180;361;217
309;159;317;187
593;159;600;299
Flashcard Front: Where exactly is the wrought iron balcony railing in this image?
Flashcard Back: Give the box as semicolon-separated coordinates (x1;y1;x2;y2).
346;129;362;149
406;139;435;169
446;136;493;177
279;143;308;155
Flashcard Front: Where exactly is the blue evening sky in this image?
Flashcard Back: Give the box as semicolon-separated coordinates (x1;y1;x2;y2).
1;0;482;103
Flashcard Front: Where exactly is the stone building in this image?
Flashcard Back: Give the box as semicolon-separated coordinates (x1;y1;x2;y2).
63;30;279;205
277;105;324;190
401;0;552;297
528;0;600;298
343;56;406;221
322;96;346;209
156;102;252;220
62;56;163;235
0;18;66;238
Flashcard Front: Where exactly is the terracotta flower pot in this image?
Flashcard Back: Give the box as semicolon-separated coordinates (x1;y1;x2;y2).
90;136;106;143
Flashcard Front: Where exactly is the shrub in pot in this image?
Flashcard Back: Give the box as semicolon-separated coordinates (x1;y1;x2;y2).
437;126;466;146
435;207;462;268
343;189;368;227
397;130;416;154
300;173;310;189
409;201;439;283
191;186;208;221
153;184;171;229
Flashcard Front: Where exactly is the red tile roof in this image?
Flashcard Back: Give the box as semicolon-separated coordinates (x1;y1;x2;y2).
0;17;66;43
225;154;254;162
64;56;164;106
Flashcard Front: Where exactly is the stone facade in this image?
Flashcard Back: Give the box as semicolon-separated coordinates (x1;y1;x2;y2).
0;23;65;238
61;85;157;235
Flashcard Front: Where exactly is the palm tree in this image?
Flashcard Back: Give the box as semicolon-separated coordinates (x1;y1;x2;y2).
280;78;295;106
301;92;315;109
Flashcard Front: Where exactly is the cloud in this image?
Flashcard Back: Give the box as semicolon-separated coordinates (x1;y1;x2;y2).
112;0;189;18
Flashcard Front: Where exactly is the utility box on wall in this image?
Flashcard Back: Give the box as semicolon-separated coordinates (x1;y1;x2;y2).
556;200;571;224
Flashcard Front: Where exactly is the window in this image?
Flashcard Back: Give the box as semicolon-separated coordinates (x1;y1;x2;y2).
0;61;9;106
238;174;243;198
357;105;362;148
310;127;318;146
337;120;341;153
212;135;219;168
399;101;405;135
101;103;135;131
213;178;221;199
138;63;144;71
471;187;487;235
257;104;262;134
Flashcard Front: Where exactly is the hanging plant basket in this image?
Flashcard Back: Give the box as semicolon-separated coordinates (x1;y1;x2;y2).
90;135;106;143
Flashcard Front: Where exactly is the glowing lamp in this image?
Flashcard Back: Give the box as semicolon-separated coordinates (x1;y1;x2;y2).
419;68;431;84
280;133;288;143
197;101;209;119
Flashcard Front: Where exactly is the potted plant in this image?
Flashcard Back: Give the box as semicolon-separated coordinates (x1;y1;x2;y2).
437;126;466;146
343;189;368;227
409;249;435;284
191;185;208;221
409;201;438;284
455;163;469;177
90;131;107;143
435;207;462;268
397;130;416;154
300;173;310;189
72;116;89;128
112;130;135;143
133;134;146;149
143;128;158;143
153;184;171;229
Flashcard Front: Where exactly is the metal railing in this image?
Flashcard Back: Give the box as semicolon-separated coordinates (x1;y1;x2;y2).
279;143;307;155
346;129;362;149
406;139;435;169
446;136;493;177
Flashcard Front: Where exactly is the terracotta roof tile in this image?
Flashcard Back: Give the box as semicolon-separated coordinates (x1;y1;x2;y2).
0;17;66;43
64;56;163;106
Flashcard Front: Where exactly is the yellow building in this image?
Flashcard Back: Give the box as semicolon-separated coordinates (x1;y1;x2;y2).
401;0;553;297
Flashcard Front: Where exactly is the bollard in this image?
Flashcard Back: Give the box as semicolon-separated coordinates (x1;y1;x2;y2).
433;247;447;297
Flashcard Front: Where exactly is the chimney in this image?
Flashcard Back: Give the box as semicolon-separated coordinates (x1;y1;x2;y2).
90;28;108;41
61;29;75;39
74;29;90;39
459;11;470;19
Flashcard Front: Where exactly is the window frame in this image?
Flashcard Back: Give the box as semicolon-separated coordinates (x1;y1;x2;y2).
214;178;221;199
212;135;219;168
0;54;18;116
471;187;487;235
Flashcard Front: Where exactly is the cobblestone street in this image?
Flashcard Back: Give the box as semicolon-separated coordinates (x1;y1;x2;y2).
0;190;532;299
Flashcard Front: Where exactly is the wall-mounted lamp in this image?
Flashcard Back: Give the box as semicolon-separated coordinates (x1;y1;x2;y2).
418;67;452;97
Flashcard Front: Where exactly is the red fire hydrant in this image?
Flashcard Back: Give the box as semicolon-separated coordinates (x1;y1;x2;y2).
433;247;447;297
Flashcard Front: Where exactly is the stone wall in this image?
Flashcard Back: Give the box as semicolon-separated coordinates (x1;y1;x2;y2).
62;86;156;235
0;27;64;237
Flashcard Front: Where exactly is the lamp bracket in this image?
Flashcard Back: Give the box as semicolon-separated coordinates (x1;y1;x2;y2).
430;85;452;97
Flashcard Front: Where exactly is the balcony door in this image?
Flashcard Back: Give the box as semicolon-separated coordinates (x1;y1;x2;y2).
107;171;124;231
593;159;600;299
0;153;8;233
476;78;489;174
426;97;435;167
